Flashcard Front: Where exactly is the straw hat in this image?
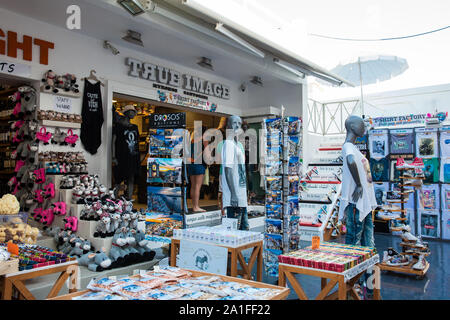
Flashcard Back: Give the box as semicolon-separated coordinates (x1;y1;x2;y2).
122;104;136;113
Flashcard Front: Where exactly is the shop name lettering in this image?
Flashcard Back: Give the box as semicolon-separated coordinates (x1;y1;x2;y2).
373;114;427;126
126;57;230;99
0;28;54;65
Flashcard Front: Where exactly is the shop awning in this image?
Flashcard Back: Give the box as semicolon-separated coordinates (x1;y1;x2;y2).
161;0;355;87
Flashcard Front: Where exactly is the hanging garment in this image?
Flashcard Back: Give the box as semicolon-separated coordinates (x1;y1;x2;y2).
368;130;389;159
415;130;438;158
417;184;440;211
422;158;440;183
113;121;140;182
390;129;414;154
441;157;450;183
369;157;390;182
81;79;104;154
440;130;450;158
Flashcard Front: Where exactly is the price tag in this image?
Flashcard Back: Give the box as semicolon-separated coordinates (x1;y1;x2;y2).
311;236;320;250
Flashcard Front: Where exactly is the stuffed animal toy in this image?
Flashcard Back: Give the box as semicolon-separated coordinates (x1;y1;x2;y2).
109;228;130;268
55;75;65;91
63;74;80;93
59;233;77;254
52;201;67;216
109;212;121;237
42;70;58;93
35;127;52;145
120;212;131;229
51;128;68;145
78;248;112;272
18;86;37;115
129;210;139;230
63;216;78;232
124;229;140;264
0;194;20;215
81;239;93;254
35;208;54;226
68;237;84;257
133;229;156;261
93;212;110;238
10;91;23;117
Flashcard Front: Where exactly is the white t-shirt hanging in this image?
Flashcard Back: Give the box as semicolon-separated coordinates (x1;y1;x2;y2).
339;142;377;222
415;128;438;158
440;130;450;158
221;139;248;208
368;129;389;159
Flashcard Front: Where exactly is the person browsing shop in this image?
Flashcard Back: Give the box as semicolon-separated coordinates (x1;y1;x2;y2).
187;125;208;213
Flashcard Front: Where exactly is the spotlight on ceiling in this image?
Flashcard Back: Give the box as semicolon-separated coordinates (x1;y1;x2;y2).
117;0;150;16
122;30;144;47
250;76;263;87
103;41;120;55
197;57;214;71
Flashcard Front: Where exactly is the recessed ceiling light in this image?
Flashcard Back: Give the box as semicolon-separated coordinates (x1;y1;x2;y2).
117;0;148;16
197;57;214;71
122;30;144;47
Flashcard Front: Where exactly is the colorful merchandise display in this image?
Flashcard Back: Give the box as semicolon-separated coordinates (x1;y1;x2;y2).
0;243;77;271
262;117;303;277
75;266;283;300
278;242;377;273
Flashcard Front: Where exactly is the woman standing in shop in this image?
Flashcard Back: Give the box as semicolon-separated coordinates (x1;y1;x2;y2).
188;125;208;212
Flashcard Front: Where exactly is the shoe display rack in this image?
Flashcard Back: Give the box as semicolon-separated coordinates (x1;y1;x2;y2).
379;158;431;279
298;145;343;242
262;116;302;277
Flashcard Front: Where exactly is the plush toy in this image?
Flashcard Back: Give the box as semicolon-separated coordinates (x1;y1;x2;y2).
109;212;121;237
42;70;58;93
93;212;110;238
0;194;20;215
68;237;84;257
120;212;131;229
51;128;68;145
55;75;65;91
78;248;112;272
63;74;79;93
63;216;78;232
18;86;37;115
109;228;130;268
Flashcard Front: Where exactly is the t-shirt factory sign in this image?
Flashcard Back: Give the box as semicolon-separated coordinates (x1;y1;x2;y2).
126;57;228;112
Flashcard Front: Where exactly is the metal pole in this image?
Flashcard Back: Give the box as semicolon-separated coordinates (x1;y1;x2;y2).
358;58;364;117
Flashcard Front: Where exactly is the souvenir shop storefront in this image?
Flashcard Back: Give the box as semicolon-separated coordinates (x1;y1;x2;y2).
1;0;389;304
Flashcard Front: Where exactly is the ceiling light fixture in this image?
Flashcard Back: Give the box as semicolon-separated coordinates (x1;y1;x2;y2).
197;57;214;71
122;30;144;47
273;58;305;79
215;23;265;59
250;76;263;87
117;0;150;16
103;41;120;55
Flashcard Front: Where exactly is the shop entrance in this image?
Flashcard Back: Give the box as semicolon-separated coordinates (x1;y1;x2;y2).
0;74;37;196
111;93;225;212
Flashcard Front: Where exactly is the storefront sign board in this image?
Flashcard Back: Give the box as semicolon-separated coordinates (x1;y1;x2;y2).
178;239;228;275
0;59;31;77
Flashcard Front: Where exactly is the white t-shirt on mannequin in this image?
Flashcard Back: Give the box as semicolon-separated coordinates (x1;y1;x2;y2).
221;139;248;208
339;142;377;222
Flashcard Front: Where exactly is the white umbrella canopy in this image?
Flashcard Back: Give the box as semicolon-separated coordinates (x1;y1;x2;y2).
331;55;409;86
327;54;409;115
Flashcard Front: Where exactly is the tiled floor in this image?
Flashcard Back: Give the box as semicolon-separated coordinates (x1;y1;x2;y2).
259;234;449;300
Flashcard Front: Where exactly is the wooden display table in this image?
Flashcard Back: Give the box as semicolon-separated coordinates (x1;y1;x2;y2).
170;239;263;282
278;255;381;300
0;261;79;300
49;269;289;300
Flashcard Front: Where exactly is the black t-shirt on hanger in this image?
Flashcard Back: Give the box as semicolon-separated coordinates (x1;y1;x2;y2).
81;79;104;154
113;121;140;181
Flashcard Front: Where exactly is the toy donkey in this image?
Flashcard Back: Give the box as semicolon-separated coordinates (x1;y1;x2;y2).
131;229;156;262
68;237;85;257
18;86;37;115
109;228;130;268
93;212;110;238
78;248;112;272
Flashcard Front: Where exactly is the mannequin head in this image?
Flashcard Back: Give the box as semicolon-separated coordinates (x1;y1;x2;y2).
122;105;137;120
345;115;365;138
227;115;242;132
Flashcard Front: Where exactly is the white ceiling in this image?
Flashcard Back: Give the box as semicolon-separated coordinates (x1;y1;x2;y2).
0;0;281;83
